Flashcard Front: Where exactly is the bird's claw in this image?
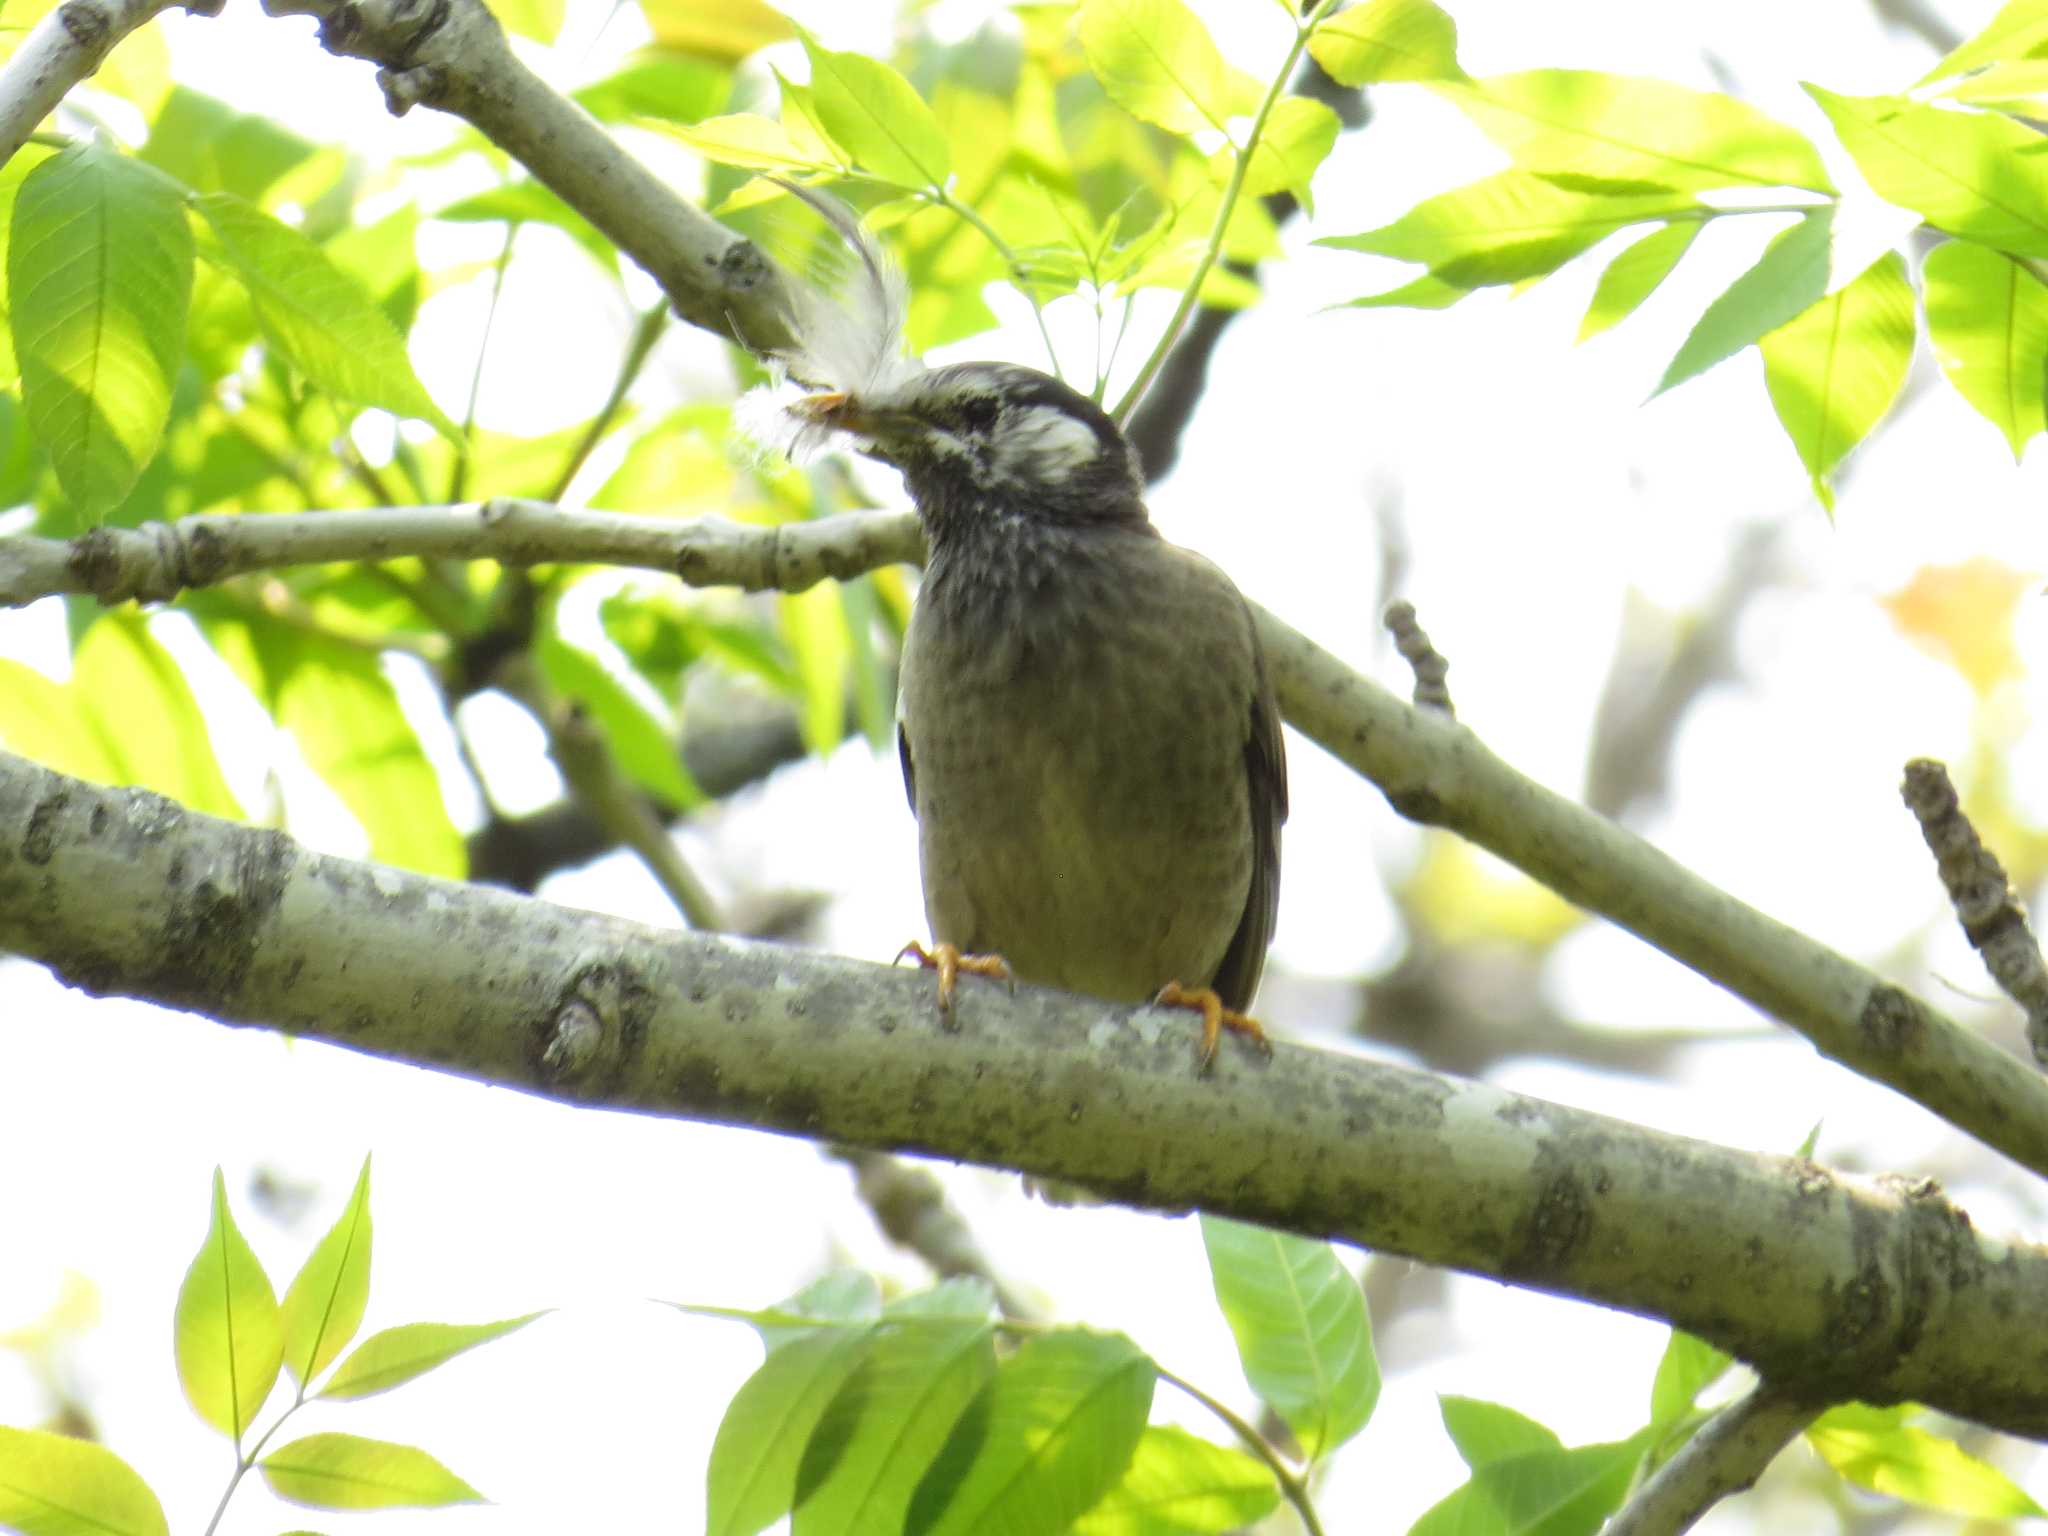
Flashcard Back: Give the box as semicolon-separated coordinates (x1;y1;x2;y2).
1154;981;1272;1074
896;940;1014;1015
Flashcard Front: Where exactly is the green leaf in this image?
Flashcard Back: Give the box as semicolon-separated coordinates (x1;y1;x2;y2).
1655;208;1832;395
10;137;193;519
280;1156;373;1386
1577;220;1698;341
0;1426;169;1536
1760;249;1915;508
1410;1436;1652;1536
1648;1331;1733;1428
1808;1404;2046;1518
175;1167;284;1440
1436;71;1833;194
801;38;950;188
911;1330;1155;1536
1233;96;1340;214
434;179;619;272
708;1324;881;1536
1923;237;2048;458
641;0;792;61
193;193;458;438
1807;87;2048;257
1200;1215;1378;1461
663;112;844;173
791;1318;998;1536
72;613;242;818
0;658;119;782
1336;272;1476;310
538;597;702;809
1918;0;2048;86
0;146;54;386
576;52;732;125
1439;1396;1563;1469
490;0;563;44
1070;1425;1280;1536
140;86;317;203
316;1313;546;1399
258;1433;483;1509
1318;170;1699;289
201;614;466;877
1078;0;1262;136
1307;0;1462;84
780;581;851;756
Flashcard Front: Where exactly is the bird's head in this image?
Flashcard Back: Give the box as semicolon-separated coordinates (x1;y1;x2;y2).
788;362;1145;532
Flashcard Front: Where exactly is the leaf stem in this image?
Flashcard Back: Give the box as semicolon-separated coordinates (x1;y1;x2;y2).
1154;1362;1327;1536
932;187;1064;379
546;299;668;505
448;223;519;503
1111;0;1343;425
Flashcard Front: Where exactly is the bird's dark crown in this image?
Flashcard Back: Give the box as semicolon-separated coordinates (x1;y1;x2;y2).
851;361;1150;542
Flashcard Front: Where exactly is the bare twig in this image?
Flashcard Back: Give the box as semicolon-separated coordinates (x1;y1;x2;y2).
1606;1382;1824;1536
827;1148;1038;1322
1383;599;1453;716
1901;758;2048;1065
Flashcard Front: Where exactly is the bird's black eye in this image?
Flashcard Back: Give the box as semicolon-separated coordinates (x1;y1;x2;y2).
955;396;1001;433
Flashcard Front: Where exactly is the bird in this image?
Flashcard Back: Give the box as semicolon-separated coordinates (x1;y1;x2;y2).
751;192;1287;1070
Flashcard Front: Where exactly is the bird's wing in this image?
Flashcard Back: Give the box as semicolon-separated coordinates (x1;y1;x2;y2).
897;722;918;814
1210;605;1288;1013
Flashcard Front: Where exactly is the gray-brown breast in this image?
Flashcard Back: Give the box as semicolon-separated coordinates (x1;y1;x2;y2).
897;530;1285;1008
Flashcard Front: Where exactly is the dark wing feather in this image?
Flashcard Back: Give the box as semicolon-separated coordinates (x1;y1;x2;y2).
1209;615;1287;1012
897;723;918;813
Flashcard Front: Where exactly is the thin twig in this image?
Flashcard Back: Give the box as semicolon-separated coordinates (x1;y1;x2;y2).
1901;757;2048;1065
1605;1382;1823;1536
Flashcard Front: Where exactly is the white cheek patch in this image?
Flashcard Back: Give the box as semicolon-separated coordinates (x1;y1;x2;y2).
990;404;1104;480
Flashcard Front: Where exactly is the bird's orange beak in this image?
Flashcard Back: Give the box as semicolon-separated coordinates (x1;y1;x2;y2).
791;391;861;429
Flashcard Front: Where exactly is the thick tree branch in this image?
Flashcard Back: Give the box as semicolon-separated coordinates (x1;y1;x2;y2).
1606;1383;1824;1536
0;0;204;166
8;505;2048;1179
4;748;2048;1437
255;0;794;350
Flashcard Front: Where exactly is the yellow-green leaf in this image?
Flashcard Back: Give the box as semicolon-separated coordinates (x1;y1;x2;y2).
1655;208;1832;395
641;0;791;61
801;38;949;188
175;1168;283;1440
1071;1425;1281;1535
0;1426;169;1536
281;1156;373;1386
1232;95;1340;214
1439;70;1834;194
1078;0;1261;136
10;137;193;519
194;192;458;439
1809;1405;2046;1518
1918;0;2048;86
1307;0;1462;85
1577;220;1697;341
664;111;843;174
258;1433;483;1509
1923;238;2048;459
72;613;243;819
1807;86;2048;257
1760;250;1915;508
318;1313;546;1399
1318;170;1699;289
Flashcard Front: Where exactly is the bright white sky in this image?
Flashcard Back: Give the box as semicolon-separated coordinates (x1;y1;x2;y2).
5;0;2046;1531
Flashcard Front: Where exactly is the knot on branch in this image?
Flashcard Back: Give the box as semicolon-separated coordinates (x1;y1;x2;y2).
55;0;110;49
538;959;652;1090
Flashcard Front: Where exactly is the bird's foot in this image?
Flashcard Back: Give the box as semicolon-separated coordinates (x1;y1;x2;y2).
1154;981;1272;1073
895;940;1014;1014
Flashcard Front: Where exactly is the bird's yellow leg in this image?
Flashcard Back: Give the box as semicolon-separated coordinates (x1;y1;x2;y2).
1154;981;1272;1072
895;940;1014;1012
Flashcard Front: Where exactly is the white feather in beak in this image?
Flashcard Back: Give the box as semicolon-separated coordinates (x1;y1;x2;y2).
736;184;926;464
